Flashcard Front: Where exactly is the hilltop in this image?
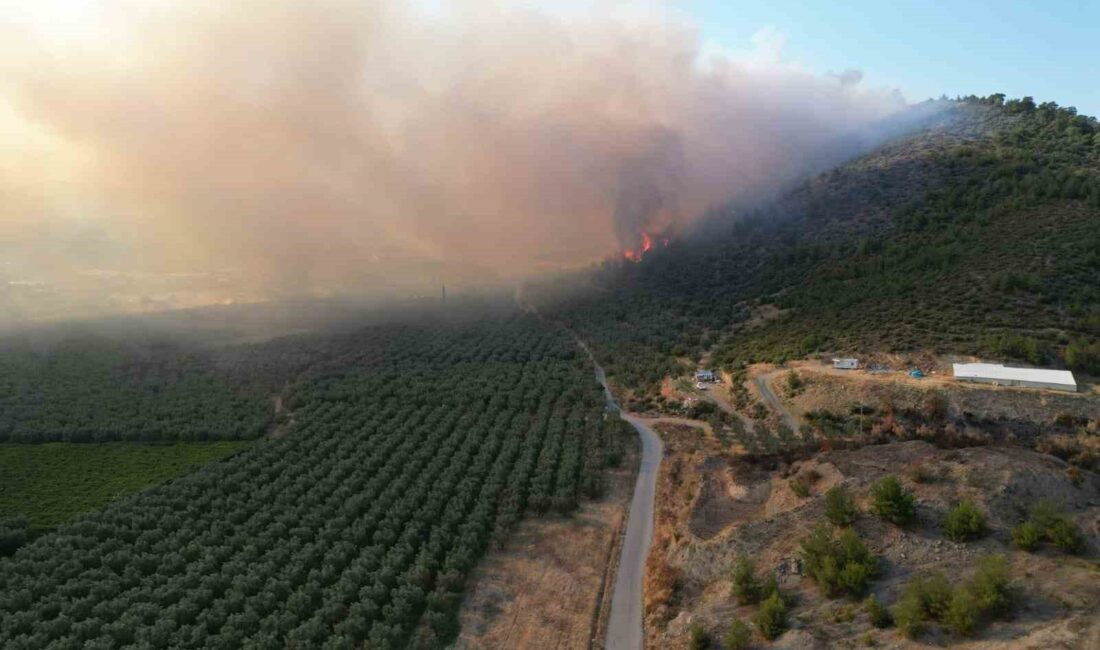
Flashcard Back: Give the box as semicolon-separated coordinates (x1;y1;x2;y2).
532;97;1100;393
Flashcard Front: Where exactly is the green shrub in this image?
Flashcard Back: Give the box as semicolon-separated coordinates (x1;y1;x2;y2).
945;587;981;636
1010;521;1042;551
893;556;1014;639
943;500;988;542
799;525;879;598
689;622;711;649
722;618;752;650
870;475;915;525
969;555;1012;616
1014;501;1086;554
1047;519;1085;554
863;595;891;628
789;476;811;498
753;591;787;641
730;558;763;605
913;573;954;620
824;486;858;526
892;593;924;639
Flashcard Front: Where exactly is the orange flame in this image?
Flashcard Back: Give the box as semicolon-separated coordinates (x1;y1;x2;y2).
623;232;667;261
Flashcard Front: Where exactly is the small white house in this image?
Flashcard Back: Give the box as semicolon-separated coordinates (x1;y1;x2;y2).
832;358;860;370
694;370;718;382
952;363;1077;392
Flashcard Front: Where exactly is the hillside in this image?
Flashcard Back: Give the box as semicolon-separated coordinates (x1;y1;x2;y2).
532;97;1100;394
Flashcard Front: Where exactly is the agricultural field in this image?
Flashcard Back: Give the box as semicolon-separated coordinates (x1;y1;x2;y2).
0;316;625;649
0;441;248;530
0;340;272;443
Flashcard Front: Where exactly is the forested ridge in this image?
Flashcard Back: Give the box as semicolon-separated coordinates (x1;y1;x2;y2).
0;316;628;648
532;97;1100;394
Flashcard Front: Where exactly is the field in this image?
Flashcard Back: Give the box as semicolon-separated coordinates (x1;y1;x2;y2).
0;315;626;649
0;442;248;529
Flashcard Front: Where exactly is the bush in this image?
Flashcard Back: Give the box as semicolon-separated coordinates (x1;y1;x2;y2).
943;500;988;542
689;622;711;649
892;593;924;639
789;476;811;498
1014;501;1086;554
969;554;1012;616
730;558;763;605
723;618;752;650
908;463;935;484
799;525;879;598
863;595;891;628
1047;519;1085;554
870;475;915;525
945;588;981;636
824;486;858;526
1010;521;1042;552
892;556;1013;639
753;591;787;641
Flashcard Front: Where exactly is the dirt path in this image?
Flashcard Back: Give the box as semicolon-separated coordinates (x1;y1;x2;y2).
640;416;714;439
700;383;755;435
754;370;800;433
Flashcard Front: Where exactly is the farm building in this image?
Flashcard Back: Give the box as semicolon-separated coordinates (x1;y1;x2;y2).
952;363;1077;392
832;358;860;370
694;370;718;382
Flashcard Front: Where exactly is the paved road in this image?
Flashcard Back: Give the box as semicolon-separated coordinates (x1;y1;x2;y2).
592;364;663;650
754;371;801;433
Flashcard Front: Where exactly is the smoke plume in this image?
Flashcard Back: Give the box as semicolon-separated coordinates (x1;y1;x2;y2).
0;0;904;324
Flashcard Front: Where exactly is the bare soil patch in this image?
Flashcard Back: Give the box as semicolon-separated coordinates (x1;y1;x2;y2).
455;438;638;649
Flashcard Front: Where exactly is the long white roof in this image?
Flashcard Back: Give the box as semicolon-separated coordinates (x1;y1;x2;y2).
953;363;1076;387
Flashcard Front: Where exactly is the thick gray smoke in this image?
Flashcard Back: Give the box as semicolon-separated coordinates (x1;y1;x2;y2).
0;0;905;325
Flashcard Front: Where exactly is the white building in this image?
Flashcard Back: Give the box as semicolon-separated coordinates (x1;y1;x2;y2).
694;370;717;382
832;358;860;370
952;363;1077;392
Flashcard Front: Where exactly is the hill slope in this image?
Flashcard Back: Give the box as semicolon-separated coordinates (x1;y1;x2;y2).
532;97;1100;393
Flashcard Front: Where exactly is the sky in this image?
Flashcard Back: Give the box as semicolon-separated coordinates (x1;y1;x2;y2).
685;0;1100;118
0;0;1095;328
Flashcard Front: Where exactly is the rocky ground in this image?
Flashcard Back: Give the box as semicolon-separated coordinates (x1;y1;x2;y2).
646;436;1100;649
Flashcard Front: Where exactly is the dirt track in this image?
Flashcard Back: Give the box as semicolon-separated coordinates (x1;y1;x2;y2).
753;370;800;432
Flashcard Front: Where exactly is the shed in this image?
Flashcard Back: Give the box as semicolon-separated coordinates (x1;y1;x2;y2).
832;358;860;370
952;363;1077;393
694;370;717;382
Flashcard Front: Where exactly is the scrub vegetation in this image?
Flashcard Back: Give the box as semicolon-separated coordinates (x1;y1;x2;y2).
532;97;1100;396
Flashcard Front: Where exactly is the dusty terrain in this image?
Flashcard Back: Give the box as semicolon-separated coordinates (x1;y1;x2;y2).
455;438;639;649
644;435;1100;649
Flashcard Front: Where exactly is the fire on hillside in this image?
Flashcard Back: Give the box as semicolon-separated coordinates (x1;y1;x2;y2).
623;232;670;262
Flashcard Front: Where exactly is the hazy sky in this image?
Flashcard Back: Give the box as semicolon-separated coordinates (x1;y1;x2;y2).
6;0;1090;327
686;0;1100;118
